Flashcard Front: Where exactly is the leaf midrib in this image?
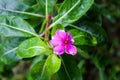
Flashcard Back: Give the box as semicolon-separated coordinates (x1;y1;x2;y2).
0;23;38;37
26;46;45;51
73;35;85;39
1;47;18;57
0;8;45;18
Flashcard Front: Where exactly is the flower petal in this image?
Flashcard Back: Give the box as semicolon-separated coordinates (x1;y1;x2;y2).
56;30;67;39
65;45;77;55
67;33;72;40
67;33;74;44
50;38;62;46
54;44;64;55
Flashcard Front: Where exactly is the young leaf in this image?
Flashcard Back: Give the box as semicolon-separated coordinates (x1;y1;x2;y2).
50;0;94;27
17;37;51;58
0;15;38;37
28;54;61;80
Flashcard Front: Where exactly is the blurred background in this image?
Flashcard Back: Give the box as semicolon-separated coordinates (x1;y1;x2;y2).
85;0;120;80
0;0;120;80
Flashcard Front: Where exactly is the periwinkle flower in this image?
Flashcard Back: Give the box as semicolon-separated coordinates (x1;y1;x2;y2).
50;30;77;55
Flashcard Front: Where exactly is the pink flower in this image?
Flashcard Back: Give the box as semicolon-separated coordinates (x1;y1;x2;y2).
50;30;77;55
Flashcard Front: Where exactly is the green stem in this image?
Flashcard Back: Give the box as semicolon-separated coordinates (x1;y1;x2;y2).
39;19;46;34
45;0;48;19
59;56;71;80
39;0;80;37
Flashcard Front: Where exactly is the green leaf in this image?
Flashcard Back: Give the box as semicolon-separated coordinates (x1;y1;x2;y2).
0;0;44;18
17;37;51;58
70;21;107;45
0;15;38;37
69;29;97;46
54;55;82;80
28;54;61;80
37;0;57;15
50;0;94;27
0;38;22;64
68;29;96;58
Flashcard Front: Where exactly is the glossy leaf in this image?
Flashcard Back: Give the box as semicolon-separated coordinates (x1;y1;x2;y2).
0;0;44;18
68;29;96;58
71;21;107;45
69;29;97;46
0;38;22;64
50;0;94;27
0;15;37;37
28;54;61;80
17;37;51;58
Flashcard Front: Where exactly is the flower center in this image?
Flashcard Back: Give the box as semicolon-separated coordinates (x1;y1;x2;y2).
64;40;68;44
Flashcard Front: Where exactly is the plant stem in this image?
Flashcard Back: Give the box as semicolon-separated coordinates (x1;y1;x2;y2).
39;19;46;34
45;14;52;40
59;56;71;80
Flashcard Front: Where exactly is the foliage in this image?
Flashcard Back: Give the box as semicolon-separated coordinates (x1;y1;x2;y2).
0;0;120;80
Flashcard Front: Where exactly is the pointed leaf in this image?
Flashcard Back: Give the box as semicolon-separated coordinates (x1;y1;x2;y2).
50;0;94;27
69;29;97;46
71;21;107;45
